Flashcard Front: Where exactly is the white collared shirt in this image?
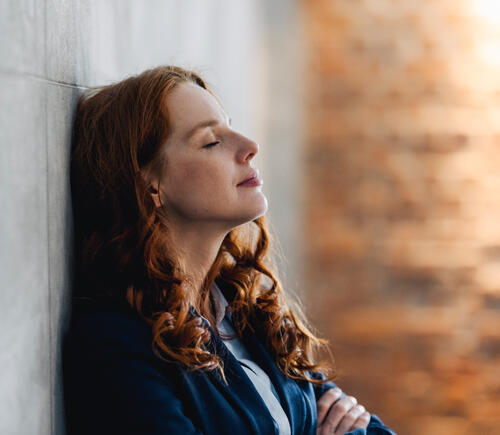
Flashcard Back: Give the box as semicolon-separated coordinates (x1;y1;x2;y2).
209;281;291;435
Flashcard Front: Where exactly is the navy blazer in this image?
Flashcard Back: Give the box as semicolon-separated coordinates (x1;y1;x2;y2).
63;283;396;435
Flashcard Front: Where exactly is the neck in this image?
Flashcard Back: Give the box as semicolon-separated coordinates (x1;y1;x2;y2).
167;220;228;299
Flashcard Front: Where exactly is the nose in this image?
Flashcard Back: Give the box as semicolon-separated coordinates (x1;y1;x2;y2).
237;134;259;163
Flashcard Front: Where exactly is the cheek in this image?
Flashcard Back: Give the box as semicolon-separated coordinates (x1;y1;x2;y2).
179;160;222;191
162;159;233;211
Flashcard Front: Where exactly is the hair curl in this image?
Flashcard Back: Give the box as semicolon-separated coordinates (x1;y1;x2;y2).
70;64;337;386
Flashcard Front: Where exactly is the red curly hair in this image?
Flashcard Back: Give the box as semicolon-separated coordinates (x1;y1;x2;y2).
70;65;337;385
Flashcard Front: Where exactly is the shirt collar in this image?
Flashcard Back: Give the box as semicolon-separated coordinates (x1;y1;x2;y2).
211;280;229;325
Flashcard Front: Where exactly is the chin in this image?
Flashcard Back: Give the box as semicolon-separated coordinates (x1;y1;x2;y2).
227;193;268;226
250;195;268;219
231;206;268;229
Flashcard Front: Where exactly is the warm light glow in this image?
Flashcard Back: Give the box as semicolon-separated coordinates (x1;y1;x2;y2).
470;0;500;23
467;0;500;69
477;39;500;68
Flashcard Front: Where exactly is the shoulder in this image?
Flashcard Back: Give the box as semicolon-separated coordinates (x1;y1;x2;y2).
64;298;156;360
63;299;204;434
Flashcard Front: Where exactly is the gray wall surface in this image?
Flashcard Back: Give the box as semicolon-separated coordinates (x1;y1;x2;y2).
0;1;302;434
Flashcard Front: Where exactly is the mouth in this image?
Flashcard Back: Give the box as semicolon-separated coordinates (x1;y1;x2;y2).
237;169;260;186
237;175;263;187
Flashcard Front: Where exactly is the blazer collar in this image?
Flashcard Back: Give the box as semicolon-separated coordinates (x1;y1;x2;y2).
189;277;308;435
236;321;308;435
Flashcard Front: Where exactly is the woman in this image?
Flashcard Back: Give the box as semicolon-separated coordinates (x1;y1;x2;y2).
63;65;396;435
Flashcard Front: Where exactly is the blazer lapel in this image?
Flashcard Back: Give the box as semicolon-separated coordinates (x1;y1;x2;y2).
207;279;309;434
189;305;278;433
213;277;308;434
235;314;307;435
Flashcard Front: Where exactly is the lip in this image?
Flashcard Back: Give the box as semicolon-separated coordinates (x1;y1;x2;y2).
237;169;260;186
237;176;263;187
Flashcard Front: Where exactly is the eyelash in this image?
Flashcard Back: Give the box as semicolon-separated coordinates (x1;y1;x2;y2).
203;141;220;149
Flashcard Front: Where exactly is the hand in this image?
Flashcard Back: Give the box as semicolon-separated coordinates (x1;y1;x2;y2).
316;387;370;434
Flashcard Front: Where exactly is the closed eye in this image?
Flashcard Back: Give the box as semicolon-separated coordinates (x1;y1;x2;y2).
203;141;220;149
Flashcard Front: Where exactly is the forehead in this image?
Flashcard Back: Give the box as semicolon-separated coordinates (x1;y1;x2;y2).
164;82;226;134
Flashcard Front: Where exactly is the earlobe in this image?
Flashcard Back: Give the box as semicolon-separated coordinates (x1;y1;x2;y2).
148;186;162;208
140;167;162;208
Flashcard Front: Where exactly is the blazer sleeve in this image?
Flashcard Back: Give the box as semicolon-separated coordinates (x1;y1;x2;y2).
63;309;204;435
309;370;398;435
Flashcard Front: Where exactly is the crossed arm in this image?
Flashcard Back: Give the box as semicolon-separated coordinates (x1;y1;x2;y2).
311;371;397;435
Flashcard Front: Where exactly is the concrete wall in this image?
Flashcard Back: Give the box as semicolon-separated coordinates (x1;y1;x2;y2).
0;1;302;433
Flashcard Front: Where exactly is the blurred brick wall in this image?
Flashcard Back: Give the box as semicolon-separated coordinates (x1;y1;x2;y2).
301;1;500;434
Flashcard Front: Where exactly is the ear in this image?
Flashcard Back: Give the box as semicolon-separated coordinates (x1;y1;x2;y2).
148;184;162;209
140;167;162;209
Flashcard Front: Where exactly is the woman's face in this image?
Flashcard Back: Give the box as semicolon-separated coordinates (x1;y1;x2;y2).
151;81;268;231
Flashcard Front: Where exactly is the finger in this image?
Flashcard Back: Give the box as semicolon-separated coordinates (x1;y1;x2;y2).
318;395;357;435
352;411;371;429
316;387;343;426
335;404;366;434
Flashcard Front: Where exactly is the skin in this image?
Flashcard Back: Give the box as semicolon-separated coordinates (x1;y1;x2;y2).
143;81;370;434
142;81;268;295
316;387;371;434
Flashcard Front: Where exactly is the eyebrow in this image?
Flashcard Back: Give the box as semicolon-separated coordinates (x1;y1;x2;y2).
184;116;232;140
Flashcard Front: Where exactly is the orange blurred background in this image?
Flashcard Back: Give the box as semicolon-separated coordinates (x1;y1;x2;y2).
300;1;500;433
